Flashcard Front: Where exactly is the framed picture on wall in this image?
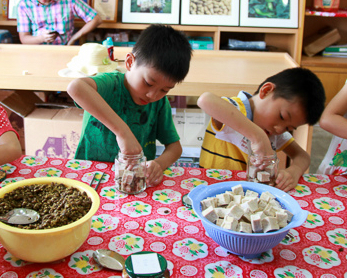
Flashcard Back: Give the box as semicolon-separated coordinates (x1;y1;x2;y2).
180;0;239;26
240;0;298;28
92;0;118;22
7;0;21;20
122;0;180;24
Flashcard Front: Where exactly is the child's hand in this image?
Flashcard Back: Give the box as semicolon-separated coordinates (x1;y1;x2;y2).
275;169;300;192
250;134;274;158
145;160;163;187
117;133;142;156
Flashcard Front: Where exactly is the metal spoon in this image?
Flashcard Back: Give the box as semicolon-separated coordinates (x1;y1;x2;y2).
93;249;125;271
0;208;40;225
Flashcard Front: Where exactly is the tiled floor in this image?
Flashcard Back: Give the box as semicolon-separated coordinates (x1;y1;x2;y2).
309;125;333;173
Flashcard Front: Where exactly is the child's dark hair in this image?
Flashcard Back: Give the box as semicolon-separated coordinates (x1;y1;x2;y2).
254;67;326;125
132;24;192;83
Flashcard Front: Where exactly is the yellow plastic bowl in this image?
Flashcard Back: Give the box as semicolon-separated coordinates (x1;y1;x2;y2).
0;177;100;263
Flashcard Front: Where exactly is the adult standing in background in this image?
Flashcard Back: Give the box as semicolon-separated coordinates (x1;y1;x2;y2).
17;0;102;45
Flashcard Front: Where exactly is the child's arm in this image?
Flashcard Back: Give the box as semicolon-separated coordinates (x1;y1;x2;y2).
146;141;182;186
319;83;347;138
67;77;142;155
275;141;310;192
0;131;22;165
197;92;274;156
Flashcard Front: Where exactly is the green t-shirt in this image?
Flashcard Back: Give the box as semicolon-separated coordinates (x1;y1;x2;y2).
74;71;180;162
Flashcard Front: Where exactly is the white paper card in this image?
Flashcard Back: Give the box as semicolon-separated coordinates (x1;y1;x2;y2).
131;253;161;274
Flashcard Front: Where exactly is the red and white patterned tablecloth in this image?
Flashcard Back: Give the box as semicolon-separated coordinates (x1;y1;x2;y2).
0;155;347;278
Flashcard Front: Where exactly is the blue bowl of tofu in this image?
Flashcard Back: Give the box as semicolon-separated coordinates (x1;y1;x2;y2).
188;181;308;259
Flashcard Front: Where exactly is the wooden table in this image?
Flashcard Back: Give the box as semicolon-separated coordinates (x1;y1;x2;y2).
0;44;298;96
0;156;346;277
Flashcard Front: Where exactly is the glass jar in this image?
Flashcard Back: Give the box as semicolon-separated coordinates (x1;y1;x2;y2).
122;251;170;278
246;152;279;186
115;152;146;195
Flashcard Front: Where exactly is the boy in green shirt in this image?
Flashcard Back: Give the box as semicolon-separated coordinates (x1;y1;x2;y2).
67;24;192;186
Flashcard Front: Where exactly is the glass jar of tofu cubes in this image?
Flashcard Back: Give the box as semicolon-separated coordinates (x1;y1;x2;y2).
246;152;279;186
115;152;146;194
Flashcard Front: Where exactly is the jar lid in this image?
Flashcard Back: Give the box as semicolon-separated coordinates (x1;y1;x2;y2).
0;170;6;182
182;193;192;208
124;251;167;278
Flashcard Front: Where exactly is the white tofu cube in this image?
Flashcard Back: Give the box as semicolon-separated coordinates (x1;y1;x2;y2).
232;195;243;204
251;213;263;233
241;212;251;223
262;217;279;233
216;193;231;206
258;199;268;210
269;199;282;209
260;191;275;202
242;197;258;213
200;197;218;210
245;190;259;198
226;204;244;220
232;184;244;196
257;171;270;182
253;210;265;219
241;202;250;214
276;211;288;228
263;203;276;217
284;209;293;222
226;201;236;208
216;218;224;227
214;207;228;218
224;192;234;201
248;165;258;178
202;206;219;223
221;216;238;231
237;221;252;233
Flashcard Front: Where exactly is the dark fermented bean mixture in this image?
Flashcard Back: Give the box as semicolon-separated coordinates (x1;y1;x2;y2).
0;182;92;230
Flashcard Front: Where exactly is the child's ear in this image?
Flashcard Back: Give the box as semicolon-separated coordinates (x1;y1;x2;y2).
259;82;276;99
125;53;135;71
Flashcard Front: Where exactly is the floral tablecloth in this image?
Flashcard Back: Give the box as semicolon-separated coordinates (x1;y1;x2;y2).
0;155;347;278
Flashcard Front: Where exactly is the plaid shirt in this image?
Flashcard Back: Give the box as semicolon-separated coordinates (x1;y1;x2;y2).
17;0;97;45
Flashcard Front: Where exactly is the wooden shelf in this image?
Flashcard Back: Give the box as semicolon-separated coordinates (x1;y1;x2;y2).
2;15;298;34
0;10;303;62
302;0;347;106
0;15;15;26
301;55;347;68
305;9;347;17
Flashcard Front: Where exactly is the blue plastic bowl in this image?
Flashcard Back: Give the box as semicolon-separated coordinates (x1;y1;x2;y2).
188;181;308;259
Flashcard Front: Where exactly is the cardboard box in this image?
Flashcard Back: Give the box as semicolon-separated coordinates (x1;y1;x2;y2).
25;108;83;158
303;27;341;57
0;91;83;159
